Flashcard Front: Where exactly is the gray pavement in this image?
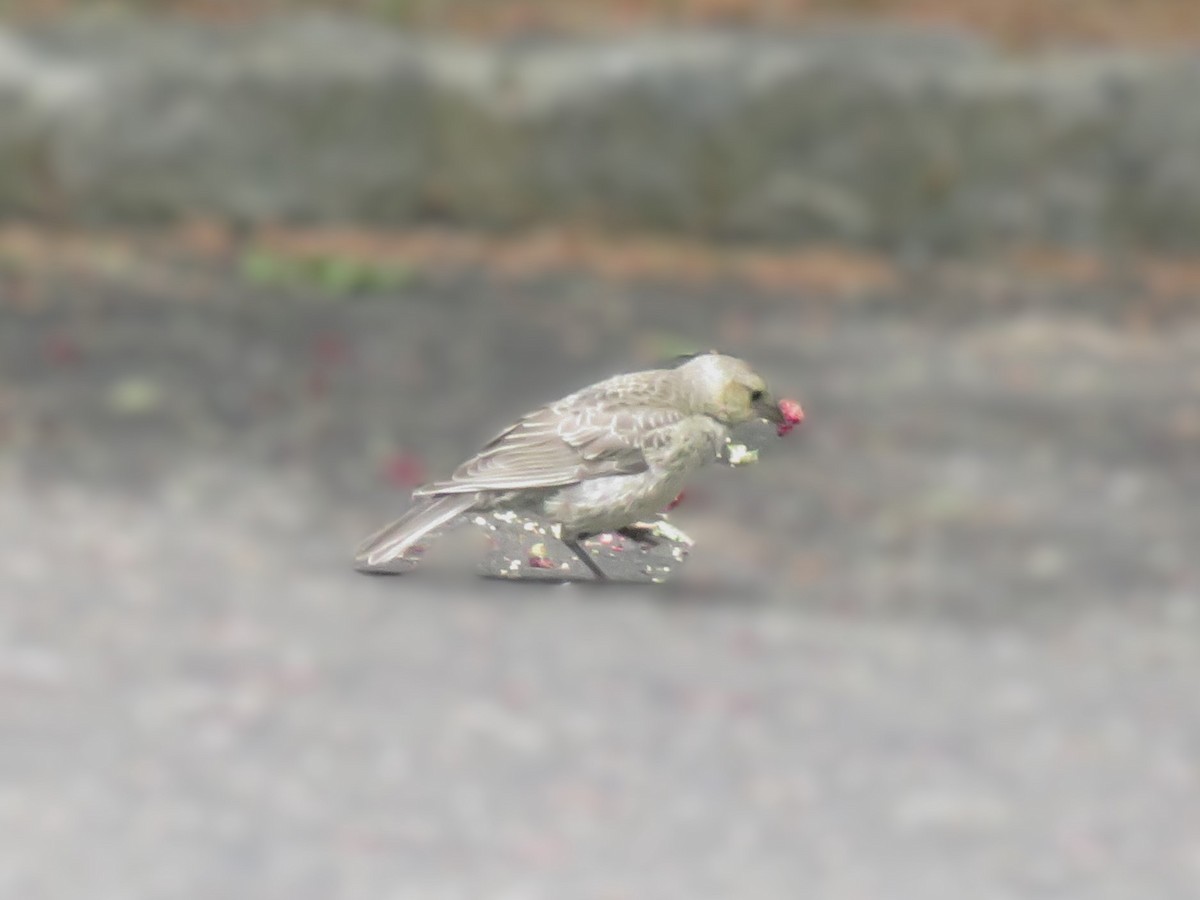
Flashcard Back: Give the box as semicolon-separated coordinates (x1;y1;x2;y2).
1;259;1198;898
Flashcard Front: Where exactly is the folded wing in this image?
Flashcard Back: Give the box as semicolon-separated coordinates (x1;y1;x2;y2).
413;403;685;496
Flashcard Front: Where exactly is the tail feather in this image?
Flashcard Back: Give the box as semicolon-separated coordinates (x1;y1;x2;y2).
354;493;479;572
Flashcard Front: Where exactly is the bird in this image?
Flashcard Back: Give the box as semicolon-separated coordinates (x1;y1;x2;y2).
354;352;804;580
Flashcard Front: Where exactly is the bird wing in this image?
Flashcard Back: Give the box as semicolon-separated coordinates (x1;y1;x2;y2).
414;402;686;496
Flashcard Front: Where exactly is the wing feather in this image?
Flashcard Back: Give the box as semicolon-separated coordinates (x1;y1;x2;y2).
413;397;686;497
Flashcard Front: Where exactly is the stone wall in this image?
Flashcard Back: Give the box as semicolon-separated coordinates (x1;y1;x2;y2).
2;16;1199;251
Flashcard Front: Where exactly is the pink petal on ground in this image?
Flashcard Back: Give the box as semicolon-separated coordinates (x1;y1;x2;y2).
382;452;427;487
44;334;82;366
313;332;349;366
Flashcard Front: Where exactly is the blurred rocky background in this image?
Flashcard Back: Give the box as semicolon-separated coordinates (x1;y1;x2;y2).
1;2;1198;899
3;4;1200;250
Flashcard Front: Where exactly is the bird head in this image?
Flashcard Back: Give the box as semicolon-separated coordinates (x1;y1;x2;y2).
676;352;804;433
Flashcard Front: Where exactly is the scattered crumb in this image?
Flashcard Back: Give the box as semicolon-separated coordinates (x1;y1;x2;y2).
727;443;759;467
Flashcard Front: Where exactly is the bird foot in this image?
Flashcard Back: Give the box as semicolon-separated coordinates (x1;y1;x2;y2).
616;524;663;547
619;519;695;548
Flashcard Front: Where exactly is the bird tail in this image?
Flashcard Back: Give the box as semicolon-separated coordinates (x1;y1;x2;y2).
353;493;479;572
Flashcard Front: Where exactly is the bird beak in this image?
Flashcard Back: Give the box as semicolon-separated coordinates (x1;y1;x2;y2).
756;397;784;425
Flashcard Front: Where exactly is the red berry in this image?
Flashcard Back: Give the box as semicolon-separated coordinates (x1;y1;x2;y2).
777;398;805;436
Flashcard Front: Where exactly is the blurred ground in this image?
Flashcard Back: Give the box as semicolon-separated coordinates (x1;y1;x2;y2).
1;229;1198;897
5;0;1200;47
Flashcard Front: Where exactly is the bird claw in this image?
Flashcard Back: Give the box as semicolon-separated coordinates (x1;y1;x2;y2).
636;519;695;548
616;524;663;547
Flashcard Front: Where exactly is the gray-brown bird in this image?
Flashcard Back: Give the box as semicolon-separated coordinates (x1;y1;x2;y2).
354;352;804;579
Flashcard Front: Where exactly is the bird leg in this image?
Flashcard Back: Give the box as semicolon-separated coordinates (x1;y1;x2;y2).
561;537;610;581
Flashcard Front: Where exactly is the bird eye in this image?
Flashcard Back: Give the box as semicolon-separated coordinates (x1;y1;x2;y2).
750;389;764;402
